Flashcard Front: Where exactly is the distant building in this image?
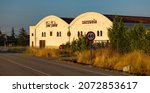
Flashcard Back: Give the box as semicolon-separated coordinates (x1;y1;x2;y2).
30;12;112;48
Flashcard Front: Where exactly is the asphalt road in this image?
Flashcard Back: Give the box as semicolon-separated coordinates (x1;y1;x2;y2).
0;53;130;76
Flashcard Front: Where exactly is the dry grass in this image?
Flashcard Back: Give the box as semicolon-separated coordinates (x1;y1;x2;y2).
114;51;150;75
77;50;92;64
25;48;150;75
94;49;120;70
25;48;60;58
77;49;150;75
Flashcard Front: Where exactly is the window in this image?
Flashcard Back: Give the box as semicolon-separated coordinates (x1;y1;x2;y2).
50;31;52;36
100;31;102;36
32;33;34;36
44;32;46;37
57;31;61;37
78;31;80;37
97;31;100;36
97;30;102;36
42;32;46;37
81;31;83;36
42;32;44;37
32;41;34;47
59;32;61;37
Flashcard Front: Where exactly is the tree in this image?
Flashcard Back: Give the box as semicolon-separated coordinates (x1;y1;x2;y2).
10;27;17;46
129;24;146;51
17;27;28;46
108;16;130;53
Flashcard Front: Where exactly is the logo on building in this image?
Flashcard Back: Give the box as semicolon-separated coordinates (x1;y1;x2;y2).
82;19;97;24
46;21;58;27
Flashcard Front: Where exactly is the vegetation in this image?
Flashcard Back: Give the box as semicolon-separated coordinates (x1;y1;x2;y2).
65;36;88;52
0;27;29;46
25;16;150;75
9;27;17;46
77;49;150;75
108;16;130;53
108;16;150;54
17;27;29;46
25;48;60;58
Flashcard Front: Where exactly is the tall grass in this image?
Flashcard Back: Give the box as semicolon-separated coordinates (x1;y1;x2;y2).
25;48;60;58
77;49;150;75
25;48;150;75
94;49;120;70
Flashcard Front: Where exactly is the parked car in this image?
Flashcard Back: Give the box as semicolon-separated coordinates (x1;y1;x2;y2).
59;44;65;49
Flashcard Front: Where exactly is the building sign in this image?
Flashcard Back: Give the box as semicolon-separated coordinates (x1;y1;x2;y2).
82;19;97;24
46;21;58;27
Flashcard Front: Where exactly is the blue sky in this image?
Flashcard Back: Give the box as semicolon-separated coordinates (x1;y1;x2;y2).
0;0;150;35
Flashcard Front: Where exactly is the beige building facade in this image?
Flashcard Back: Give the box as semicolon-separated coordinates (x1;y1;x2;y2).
30;12;112;48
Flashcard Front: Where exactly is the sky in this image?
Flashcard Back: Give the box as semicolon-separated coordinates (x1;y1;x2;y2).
0;0;150;35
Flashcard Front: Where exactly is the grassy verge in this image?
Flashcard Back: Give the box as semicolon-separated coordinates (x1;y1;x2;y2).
25;48;60;58
25;48;150;75
77;49;150;75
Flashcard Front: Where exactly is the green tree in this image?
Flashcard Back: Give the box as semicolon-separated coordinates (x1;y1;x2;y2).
17;27;28;46
10;27;17;46
65;36;88;52
142;29;150;53
129;24;147;51
108;16;130;53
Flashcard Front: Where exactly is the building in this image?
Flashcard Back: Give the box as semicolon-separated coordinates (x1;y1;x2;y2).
30;12;112;48
69;12;112;43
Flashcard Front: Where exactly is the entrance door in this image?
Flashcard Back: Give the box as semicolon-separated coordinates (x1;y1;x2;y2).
39;40;45;48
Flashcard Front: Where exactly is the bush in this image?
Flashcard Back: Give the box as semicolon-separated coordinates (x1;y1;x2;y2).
65;36;88;52
108;17;150;54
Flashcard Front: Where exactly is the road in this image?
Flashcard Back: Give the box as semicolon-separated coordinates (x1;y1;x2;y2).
0;53;130;76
